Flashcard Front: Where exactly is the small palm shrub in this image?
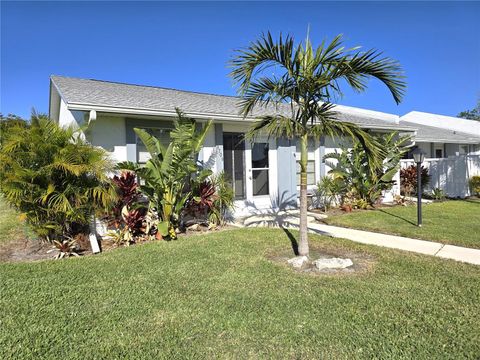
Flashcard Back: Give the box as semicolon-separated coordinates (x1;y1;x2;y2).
470;176;480;196
0;113;28;146
400;165;430;197
0;114;116;241
208;172;235;225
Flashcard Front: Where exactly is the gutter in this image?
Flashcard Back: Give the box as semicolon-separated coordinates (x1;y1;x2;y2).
66;102;416;132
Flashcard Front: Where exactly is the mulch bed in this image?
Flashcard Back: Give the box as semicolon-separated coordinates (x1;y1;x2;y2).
0;225;234;263
266;244;376;276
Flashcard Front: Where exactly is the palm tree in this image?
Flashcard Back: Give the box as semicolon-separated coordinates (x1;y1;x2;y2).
230;32;406;256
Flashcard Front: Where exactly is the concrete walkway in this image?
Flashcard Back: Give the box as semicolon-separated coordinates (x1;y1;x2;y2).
237;211;480;266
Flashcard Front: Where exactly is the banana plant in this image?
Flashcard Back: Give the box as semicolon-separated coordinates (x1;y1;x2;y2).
131;109;213;239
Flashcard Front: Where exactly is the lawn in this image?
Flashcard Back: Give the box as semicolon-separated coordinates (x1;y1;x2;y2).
324;199;480;249
1;227;479;359
0;196;32;245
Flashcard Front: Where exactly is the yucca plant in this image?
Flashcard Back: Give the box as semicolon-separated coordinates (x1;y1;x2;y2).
230;31;406;256
0;112;117;241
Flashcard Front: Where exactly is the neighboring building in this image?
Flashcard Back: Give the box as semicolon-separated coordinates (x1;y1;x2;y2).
400;111;480;158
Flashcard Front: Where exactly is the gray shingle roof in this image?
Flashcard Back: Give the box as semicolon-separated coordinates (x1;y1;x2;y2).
400;120;480;144
51;75;413;131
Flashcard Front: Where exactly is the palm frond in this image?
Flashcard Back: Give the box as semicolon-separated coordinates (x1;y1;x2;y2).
246;115;305;141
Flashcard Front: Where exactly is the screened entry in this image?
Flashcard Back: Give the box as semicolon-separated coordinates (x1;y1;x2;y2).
223;133;246;199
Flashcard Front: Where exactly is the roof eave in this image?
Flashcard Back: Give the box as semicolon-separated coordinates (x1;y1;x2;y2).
415;137;480;144
67;102;414;131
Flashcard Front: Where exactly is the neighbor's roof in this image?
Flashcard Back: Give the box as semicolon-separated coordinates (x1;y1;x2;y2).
50;75;414;131
400;120;480;144
401;111;480;137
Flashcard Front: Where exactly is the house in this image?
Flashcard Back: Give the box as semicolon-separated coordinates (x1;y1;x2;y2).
49;76;427;214
400;111;480;158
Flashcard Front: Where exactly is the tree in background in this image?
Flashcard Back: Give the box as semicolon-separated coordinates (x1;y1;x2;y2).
457;100;480;121
230;31;406;256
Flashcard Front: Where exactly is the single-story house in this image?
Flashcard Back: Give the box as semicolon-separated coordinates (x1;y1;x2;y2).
50;76;478;213
400;111;480;158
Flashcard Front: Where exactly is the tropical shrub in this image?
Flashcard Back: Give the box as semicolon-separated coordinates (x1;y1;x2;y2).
185;172;235;226
315;176;342;212
208;172;235;225
122;109;213;239
400;165;430;197
325;131;411;207
470;175;480;196
431;187;446;201
0;114;116;241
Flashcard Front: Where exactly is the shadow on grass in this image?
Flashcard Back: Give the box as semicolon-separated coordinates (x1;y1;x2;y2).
282;228;299;256
378;209;417;226
464;198;480;204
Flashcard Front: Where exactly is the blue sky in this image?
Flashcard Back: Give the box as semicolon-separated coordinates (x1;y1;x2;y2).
1;1;479;118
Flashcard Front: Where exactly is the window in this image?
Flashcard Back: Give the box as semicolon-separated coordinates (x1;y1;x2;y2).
136;128;171;163
251;142;269;196
460;145;469;155
435;149;443;158
296;160;316;186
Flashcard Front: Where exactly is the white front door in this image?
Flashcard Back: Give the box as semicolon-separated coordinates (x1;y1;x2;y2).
243;137;277;212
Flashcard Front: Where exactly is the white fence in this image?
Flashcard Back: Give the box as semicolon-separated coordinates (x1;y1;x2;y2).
400;155;480;198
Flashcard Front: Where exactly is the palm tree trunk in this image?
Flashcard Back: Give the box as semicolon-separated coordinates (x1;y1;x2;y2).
298;133;309;256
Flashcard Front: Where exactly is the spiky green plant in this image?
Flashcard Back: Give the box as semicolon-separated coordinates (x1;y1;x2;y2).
0;112;116;241
230;31;406;256
325;131;411;207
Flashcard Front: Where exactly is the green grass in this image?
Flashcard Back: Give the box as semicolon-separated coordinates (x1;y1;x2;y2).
325;199;480;249
0;196;30;245
1;228;479;359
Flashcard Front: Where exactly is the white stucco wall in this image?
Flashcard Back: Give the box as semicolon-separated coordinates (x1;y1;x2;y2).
58;98;85;129
199;125;219;172
85;115;127;162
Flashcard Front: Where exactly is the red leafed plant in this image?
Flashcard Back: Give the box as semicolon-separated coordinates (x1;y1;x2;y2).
112;171;139;206
121;206;147;236
194;181;216;211
400;165;430;197
109;171;140;225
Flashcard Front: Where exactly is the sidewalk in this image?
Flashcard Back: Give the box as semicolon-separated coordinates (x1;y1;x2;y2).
236;211;480;266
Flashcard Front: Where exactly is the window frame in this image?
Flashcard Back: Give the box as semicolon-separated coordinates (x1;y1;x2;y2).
251;142;270;196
